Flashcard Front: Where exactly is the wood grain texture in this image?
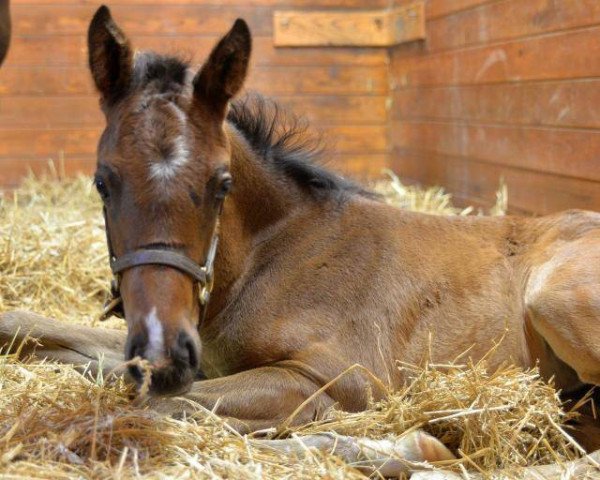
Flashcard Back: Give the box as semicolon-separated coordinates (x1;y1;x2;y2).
273;2;425;47
393;120;600;182
390;0;600;214
393;26;600;87
393;80;600;129
0;65;388;96
392;148;600;215
424;0;495;19
426;0;600;53
0;0;392;185
7;35;389;67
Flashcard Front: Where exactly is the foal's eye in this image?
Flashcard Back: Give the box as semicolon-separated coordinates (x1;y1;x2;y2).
217;173;233;199
95;178;110;200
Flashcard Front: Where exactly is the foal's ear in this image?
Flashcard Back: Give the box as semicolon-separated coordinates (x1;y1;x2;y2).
88;5;133;103
193;19;252;119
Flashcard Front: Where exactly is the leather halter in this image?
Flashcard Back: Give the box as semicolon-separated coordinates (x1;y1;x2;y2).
99;202;223;325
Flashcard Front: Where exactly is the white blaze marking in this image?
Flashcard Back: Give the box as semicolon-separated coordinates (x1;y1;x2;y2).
149;134;189;182
145;307;165;361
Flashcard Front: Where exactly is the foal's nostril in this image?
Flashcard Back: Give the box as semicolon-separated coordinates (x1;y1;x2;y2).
186;338;198;369
177;330;199;370
125;333;147;382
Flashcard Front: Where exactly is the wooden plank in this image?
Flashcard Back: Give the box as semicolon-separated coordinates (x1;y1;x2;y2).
0;129;100;157
328;153;388;177
251;65;388;95
0;156;96;187
12;0;389;6
425;0;495;20
392;148;600;214
275;95;389;125
11;5;274;36
0;65;388;96
5;35;389;67
0;97;102;128
427;0;600;53
320;125;389;153
392;121;600;182
393;80;600;129
0;67;94;95
0;95;388;127
392;26;600;86
274;2;425;47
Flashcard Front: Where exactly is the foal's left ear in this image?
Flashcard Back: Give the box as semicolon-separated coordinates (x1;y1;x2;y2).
193;19;252;120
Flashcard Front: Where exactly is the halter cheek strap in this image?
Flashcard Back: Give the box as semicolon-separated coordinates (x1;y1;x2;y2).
99;203;222;325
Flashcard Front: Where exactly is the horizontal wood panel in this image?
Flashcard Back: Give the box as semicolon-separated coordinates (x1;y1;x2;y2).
392;148;600;214
392;0;494;19
0;129;99;157
393;121;600;181
12;5;273;36
0;95;388;127
5;35;389;67
277;96;388;125
393;80;600;128
427;0;600;53
274;3;425;47
425;0;494;19
0;2;392;189
328;154;388;177
393;26;600;86
12;0;389;6
0;157;96;186
0;65;388;96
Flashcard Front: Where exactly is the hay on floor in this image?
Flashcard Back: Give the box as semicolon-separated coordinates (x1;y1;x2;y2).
0;168;590;479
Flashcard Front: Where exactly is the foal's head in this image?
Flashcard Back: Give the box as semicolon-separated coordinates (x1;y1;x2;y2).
88;6;251;394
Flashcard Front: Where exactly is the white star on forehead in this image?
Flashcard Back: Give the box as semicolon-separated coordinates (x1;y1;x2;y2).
148;103;190;185
149;134;189;181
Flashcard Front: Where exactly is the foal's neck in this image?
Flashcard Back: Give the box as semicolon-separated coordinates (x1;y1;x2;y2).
205;124;300;319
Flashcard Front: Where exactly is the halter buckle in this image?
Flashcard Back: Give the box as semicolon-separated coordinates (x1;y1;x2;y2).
198;266;214;306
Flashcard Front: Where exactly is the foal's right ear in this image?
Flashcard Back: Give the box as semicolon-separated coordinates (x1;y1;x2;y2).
88;5;133;104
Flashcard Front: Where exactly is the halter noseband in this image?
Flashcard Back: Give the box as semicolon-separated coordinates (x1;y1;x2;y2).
99;203;222;325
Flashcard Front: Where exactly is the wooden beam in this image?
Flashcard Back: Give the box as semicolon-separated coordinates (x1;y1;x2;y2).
273;2;425;48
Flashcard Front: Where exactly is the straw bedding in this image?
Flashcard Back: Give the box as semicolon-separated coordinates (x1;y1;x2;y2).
0;168;594;479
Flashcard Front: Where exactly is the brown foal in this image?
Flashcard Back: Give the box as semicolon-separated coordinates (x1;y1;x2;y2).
2;5;600;461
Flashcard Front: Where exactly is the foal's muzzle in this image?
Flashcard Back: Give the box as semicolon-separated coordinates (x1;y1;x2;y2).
125;327;201;395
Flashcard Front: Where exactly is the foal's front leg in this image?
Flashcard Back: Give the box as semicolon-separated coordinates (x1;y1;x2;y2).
149;363;336;433
0;310;127;377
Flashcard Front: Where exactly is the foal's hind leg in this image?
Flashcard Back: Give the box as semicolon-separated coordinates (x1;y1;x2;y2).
0;310;127;377
525;231;600;451
525;232;600;387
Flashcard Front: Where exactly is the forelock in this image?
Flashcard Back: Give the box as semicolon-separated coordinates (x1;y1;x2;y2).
132;51;191;95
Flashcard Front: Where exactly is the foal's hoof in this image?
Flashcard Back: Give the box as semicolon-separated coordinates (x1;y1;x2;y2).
412;431;455;463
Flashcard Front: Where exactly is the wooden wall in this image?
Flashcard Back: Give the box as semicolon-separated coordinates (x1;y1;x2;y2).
2;1;599;215
0;0;392;186
391;0;600;214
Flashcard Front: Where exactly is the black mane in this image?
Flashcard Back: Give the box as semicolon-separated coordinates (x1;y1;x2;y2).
228;95;373;200
132;53;373;200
